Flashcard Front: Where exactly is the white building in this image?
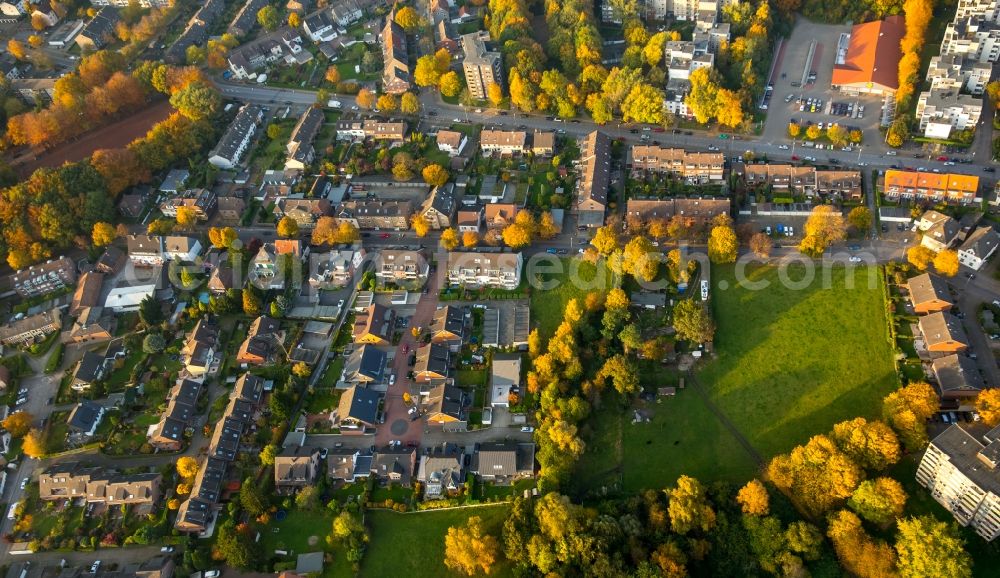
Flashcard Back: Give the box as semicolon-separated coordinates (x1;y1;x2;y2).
941;17;1000;63
917;425;1000;541
916;89;984;137
958;226;1000;270
208;104;264;169
105;285;156;312
926;54;993;95
490;354;521;408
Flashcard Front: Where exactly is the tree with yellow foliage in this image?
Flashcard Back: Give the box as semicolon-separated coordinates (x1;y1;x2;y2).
827;509;899;578
667;475;716;535
882;381;939;452
933;249;959;277
175;206;198;230
736;479;770;516
799;205;847;257
325;66;341;85
176;482;191;495
606;287;630;310
830;417;901;471
975;388;1000;426
750;232;772;258
767;435;863;518
895;515;972;578
7;39;26;60
440;227;459;251
439;71;462;97
591;225;619;255
394;6;421;30
486;82;503;107
400;92;420;114
715;88;746;129
92;222;117;247
708;223;738;263
411;214;430;237
167;498;181;510
444;516;499;576
176;456;199;480
622;236;659;282
848;477;907;526
276;216;299;239
2;412;33;438
23;428;45;458
502;223;533;249
288;12;301;27
377;93;397;112
422;164;449;187
538;211;559;239
356;88;376;109
906;245;934;271
788;122;801;138
461;231;479;248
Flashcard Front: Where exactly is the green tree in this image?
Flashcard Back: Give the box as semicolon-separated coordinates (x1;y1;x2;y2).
849;478;908;526
257;5;280;31
895;516;972;578
142;333;166;354
260;444;279;466
169;81;221;121
848;206;872;232
139;295;163;327
667;475;716;535
672;300;715;343
240;477;267;516
242;288;262;316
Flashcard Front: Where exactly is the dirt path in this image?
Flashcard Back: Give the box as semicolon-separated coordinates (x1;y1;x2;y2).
14;100;173;177
685;371;765;466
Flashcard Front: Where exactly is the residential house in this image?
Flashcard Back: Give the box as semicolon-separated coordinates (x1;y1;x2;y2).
127;235;164;267
66;307;113;344
414;344;451;383
352;303;396;345
918;210;962;252
228;0;269;36
274;198;332;228
471;442;535;483
417;445;463;499
446;252;523;289
208;263;238;294
209;104;265;169
327;448;373;482
159;169;189;193
958;226;999;270
336;200;413;230
303;10;336;42
375;249;428;286
330;0;364;26
461;32;504;100
531;131;556;157
362;120;407;142
483;203;519;231
0;310;62;346
181;317;220;376
149;379;202;450
39;464;161;508
342;344;387;385
629;146;725;182
490;354;521;408
95;246;126;276
160;189;218;222
335;384;381;431
71;350;107;392
423;383;466;430
274;446;321;494
70;271;104;316
436;130;468;156
918;311;969;357
420;183;457;230
576;131;611;228
916;425;1000;541
163;236;203;262
480;130;527;155
932;353;986;404
907;273;954;314
916;88;984;138
227;27;306;79
67;400;105;441
381;15;410;93
456;206;483;233
75;6;119;50
309;249;364;289
884;170;980;204
250;241;302;290
217;195;247;222
285;107;325;171
371;446;416;486
236;316;285;365
12;256;76;298
430;306;466;351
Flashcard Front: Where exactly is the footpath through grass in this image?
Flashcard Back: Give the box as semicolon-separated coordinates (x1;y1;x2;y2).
699;264;898;456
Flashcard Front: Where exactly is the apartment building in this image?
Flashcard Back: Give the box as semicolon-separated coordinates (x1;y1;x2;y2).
336;200;413;230
625;198;730;227
446;252;523;290
227;28;306;79
743;165;863;200
576;130;611;228
941;17;1000;63
461;32;504;100
160;188;217;221
883;170;980;204
309;249;364;289
39;463;161;508
285;107;324;171
628;146;725;181
916;89;984;138
917;425;1000;541
480;130;528;155
209;104;264;169
0;310;62;346
954;0;1000;21
12;256;76;298
375;249;428;286
382;14;411;93
926;54;993;95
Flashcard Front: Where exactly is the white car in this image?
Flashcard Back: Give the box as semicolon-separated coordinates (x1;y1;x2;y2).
778;144;789;150
204;571;220;578
160;546;175;553
91;562;102;573
886;150;897;156
520;426;534;433
337;299;345;307
707;145;719;151
452;118;461;122
849;256;863;263
19;478;28;490
389;374;396;386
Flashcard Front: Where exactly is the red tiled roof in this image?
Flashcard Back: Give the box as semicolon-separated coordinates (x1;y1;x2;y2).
832;16;905;91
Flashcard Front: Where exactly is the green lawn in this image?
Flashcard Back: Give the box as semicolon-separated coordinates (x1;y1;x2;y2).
528;258;616;340
699;264;898;457
362;506;513;578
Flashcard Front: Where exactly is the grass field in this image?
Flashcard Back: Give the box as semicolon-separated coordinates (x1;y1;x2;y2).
528;258;617;339
362;505;512;578
699;264;898;456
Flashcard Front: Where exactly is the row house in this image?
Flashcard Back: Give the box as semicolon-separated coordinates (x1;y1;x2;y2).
336;199;413;230
209;104;265;169
352;303;396;346
148;378;203;451
576;130;611;228
382;12;411;93
628;146;725;182
39;463;161;509
0;310;62;346
12;256;76;298
285;107;325;171
883;170;980;204
181;317;220;377
744;164;863;200
274;198;332;228
624;198;731;227
228;0;269;37
227;27;306;80
446;252;523;290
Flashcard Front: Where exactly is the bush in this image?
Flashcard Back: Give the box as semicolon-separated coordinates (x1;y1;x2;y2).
44;342;64;374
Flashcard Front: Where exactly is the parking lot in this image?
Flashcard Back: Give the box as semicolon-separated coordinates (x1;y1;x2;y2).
761;19;888;152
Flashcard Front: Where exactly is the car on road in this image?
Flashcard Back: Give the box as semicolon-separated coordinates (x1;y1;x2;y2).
428;110;437;116
803;156;816;162
520;426;534;433
380;233;391;239
848;244;861;250
20;478;28;490
707;145;719;151
944;161;955;166
389;374;396;386
849;256;863;263
337;299;345;307
886;150;897;156
91;562;101;573
985;167;996;172
791;155;799;160
160;546;175;553
557;249;567;254
452;118;461;122
204;571;220;578
778;144;789;150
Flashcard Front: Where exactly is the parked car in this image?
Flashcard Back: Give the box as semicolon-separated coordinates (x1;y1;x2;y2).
520;426;534;433
160;546;175;553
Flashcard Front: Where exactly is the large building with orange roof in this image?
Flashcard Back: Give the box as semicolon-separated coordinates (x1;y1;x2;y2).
831;16;905;96
883;170;979;204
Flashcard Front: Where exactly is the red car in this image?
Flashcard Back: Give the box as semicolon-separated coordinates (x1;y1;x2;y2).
380;233;391;239
936;156;948;161
653;127;665;133
791;155;800;160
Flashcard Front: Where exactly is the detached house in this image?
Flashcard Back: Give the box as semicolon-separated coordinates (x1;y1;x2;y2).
918;311;969;358
71;350;107;392
163;236;202;262
417;445;464;499
436;130;468;156
958;226;999;271
420;183;457;230
274;446;321;494
342;344;387;385
423;383;467;430
907;273;954;315
471;442;535;483
918;211;961;252
430;306;466;351
236;316;285;365
371;446;416;486
127;235;164;267
335;384;381;431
